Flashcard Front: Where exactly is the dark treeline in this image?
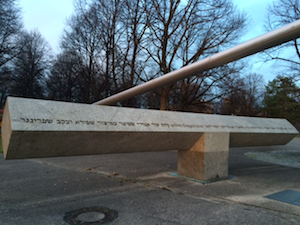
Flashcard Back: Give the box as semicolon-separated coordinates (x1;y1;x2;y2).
0;0;299;127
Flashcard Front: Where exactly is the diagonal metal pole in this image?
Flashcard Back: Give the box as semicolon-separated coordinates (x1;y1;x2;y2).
93;19;300;106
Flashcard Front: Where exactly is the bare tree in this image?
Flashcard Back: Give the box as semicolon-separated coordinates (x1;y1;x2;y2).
52;0;246;108
61;1;107;103
0;0;23;68
169;63;244;112
47;50;85;102
91;0;149;103
0;65;12;107
221;73;265;116
61;0;136;103
10;30;51;98
59;0;150;106
116;0;151;106
142;0;247;110
89;0;122;97
0;0;23;107
265;0;300;80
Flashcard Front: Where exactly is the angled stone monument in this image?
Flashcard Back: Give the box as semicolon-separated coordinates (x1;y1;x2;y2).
2;97;299;181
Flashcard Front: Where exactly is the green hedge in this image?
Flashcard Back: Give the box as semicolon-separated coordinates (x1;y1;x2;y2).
0;137;2;154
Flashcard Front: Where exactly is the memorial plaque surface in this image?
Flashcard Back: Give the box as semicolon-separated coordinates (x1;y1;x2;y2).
2;97;298;181
2;97;298;160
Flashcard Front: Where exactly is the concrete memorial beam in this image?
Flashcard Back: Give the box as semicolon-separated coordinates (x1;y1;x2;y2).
2;97;299;181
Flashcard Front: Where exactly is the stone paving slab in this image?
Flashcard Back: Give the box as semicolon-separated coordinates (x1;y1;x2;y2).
266;190;300;206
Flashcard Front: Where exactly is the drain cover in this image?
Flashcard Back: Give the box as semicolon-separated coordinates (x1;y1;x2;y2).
265;190;300;206
64;206;118;224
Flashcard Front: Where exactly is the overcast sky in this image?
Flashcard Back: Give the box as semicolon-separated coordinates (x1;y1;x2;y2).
19;0;281;82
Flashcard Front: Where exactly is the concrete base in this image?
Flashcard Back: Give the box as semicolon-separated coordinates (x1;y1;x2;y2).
177;132;230;181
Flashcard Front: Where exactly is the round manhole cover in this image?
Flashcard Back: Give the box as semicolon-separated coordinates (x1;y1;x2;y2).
64;206;118;224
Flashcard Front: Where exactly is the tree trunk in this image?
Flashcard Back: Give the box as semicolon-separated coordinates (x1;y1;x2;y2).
160;86;170;110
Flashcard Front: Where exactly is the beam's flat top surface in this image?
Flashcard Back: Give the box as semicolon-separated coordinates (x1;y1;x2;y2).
4;97;298;134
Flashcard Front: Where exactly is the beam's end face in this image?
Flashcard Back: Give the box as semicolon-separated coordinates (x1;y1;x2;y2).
2;98;12;159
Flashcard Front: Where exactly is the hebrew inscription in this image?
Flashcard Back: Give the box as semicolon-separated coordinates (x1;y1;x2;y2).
20;118;53;124
57;119;72;125
16;117;295;131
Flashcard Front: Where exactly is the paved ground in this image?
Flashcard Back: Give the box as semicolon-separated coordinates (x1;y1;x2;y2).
1;138;300;225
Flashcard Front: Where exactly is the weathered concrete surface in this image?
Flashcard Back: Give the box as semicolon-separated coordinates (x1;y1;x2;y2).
2;97;298;181
178;132;230;180
2;97;298;160
1;138;300;225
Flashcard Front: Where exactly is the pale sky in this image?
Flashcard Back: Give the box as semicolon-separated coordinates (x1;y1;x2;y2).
18;0;287;82
19;0;74;52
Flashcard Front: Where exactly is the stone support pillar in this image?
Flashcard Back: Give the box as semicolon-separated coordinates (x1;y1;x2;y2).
177;132;230;181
